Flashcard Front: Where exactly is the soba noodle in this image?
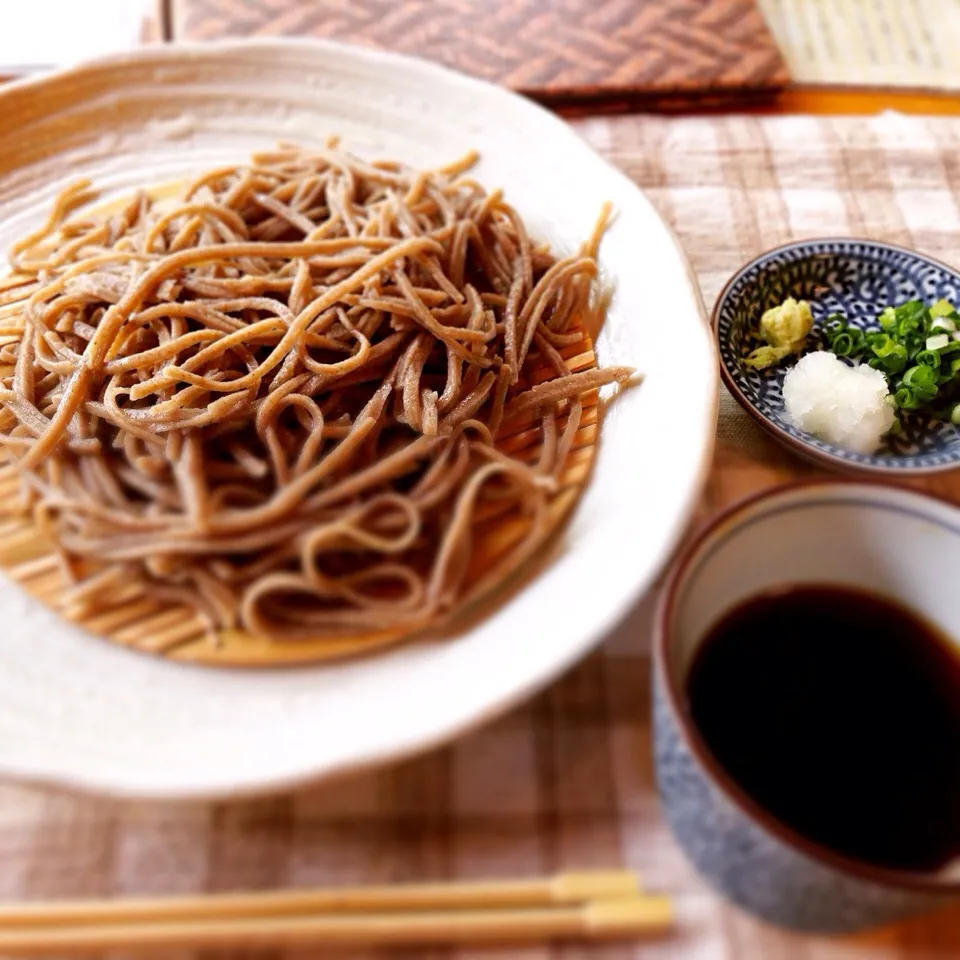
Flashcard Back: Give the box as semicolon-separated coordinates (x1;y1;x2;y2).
0;143;632;642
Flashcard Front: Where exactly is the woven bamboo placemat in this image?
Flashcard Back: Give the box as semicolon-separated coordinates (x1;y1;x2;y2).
168;0;789;107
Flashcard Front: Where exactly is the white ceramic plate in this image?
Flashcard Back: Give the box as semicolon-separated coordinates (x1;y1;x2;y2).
0;40;716;798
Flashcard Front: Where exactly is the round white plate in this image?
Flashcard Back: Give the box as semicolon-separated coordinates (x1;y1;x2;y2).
0;40;716;798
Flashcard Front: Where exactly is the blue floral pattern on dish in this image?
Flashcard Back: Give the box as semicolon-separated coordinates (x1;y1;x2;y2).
715;240;960;472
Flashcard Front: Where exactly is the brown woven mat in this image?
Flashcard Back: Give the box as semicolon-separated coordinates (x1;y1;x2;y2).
169;0;789;107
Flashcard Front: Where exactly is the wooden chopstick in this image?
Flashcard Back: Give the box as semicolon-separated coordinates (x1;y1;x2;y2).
0;871;674;954
0;870;640;927
0;898;673;954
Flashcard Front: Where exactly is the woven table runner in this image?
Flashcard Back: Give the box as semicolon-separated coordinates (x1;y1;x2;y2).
168;0;788;107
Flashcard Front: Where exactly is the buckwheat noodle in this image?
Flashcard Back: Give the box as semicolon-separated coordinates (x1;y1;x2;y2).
0;142;632;643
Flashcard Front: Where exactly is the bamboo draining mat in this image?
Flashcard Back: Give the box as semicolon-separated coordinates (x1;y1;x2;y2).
167;0;789;108
0;162;603;666
0;115;959;959
0;281;600;666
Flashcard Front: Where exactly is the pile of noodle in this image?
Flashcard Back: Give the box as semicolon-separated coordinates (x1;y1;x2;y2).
0;143;632;642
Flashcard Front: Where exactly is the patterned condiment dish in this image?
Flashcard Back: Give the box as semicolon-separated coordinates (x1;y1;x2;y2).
714;239;960;474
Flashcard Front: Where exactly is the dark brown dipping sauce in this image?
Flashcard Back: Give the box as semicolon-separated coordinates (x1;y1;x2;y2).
686;585;960;873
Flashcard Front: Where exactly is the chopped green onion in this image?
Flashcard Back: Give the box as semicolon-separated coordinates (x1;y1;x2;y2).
895;386;918;409
823;314;847;337
812;297;960;422
898;323;924;345
896;300;926;323
879;306;897;331
916;349;942;370
867;333;908;373
830;331;857;357
902;365;939;404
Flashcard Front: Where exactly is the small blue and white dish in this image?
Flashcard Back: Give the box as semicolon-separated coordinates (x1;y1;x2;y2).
714;239;960;474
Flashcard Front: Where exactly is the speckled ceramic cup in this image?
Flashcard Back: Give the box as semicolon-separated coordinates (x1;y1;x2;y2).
654;482;960;933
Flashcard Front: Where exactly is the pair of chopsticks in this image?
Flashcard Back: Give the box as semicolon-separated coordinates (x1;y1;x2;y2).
0;870;671;954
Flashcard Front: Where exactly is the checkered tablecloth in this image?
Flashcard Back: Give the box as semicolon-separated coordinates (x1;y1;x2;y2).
1;113;959;959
